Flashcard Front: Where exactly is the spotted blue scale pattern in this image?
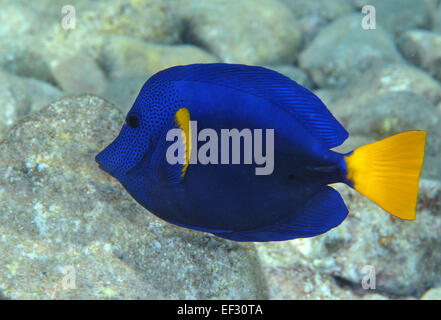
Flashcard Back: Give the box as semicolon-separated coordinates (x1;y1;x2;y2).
98;78;183;175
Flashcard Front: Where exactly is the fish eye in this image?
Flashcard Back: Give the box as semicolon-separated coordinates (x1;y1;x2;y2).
127;114;140;128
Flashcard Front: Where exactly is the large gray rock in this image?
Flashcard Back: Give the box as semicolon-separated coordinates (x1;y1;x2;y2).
103;76;147;114
176;0;302;65
0;2;42;39
331;63;441;117
3;0;182;84
0;72;62;140
0;40;55;84
299;14;403;88
338;92;441;180
256;242;360;299
280;0;354;46
352;0;433;36
330;67;441;181
398;30;441;82
0;95;267;299
420;287;441;299
434;3;441;33
94;0;181;43
0;2;55;82
341;92;440;140
51;53;107;95
320;181;441;297
101;36;219;80
63;0;181;44
258;180;441;298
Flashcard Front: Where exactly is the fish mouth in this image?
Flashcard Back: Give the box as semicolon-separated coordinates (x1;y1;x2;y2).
97;162;105;172
95;152;112;175
95;151;124;180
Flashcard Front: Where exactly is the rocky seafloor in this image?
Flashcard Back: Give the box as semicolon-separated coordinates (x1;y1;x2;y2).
0;0;441;300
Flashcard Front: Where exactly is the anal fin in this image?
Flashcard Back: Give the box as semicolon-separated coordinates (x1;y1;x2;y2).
213;186;348;242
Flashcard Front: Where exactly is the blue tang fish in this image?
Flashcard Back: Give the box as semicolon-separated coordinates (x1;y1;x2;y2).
96;63;426;242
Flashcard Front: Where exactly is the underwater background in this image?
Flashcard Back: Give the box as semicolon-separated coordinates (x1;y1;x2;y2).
0;0;441;299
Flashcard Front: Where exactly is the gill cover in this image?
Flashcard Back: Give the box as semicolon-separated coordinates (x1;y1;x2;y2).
149;107;192;184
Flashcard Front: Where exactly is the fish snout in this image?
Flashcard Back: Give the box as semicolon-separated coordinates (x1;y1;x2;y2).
95;149;113;175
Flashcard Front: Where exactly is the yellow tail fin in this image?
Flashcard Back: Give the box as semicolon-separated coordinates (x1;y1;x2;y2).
344;131;426;220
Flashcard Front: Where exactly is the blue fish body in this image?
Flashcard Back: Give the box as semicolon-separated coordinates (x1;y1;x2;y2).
96;63;426;241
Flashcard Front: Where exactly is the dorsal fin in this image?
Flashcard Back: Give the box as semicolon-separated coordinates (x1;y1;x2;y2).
151;63;348;148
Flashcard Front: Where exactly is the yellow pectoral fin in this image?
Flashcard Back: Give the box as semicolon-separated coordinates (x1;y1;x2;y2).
174;107;192;177
345;131;426;220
